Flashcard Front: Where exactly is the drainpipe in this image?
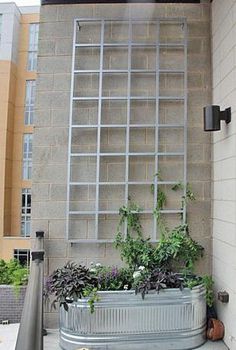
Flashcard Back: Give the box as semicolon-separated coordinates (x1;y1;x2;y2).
35;230;45;250
15;239;45;350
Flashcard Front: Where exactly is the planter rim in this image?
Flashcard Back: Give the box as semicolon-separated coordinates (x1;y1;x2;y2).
0;284;27;288
67;283;205;305
92;283;204;294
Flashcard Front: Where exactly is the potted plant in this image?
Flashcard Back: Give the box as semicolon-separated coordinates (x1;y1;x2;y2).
45;186;212;350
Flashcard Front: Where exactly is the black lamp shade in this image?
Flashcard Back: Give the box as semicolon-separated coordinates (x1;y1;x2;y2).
204;105;221;131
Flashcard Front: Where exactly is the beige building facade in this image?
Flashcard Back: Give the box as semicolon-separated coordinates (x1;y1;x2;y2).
212;1;236;348
0;3;39;264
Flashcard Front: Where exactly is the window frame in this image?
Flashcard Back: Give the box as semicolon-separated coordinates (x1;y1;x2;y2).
21;188;31;237
13;249;30;267
27;23;39;71
24;80;36;125
22;134;33;180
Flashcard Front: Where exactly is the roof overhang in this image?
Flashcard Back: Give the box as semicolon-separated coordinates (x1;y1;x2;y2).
42;0;201;5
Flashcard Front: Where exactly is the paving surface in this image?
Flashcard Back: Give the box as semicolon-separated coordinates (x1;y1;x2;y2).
0;324;229;350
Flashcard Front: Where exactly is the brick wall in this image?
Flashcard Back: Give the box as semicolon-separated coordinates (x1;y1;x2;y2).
34;2;211;327
212;1;236;348
0;286;26;323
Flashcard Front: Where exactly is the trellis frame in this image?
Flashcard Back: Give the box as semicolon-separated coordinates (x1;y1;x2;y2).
66;17;188;243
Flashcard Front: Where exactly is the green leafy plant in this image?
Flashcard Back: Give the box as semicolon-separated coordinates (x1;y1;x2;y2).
117;199;143;237
115;233;154;270
202;275;214;307
90;264;133;291
172;182;195;219
115;203;204;273
133;268;184;300
0;259;28;287
46;180;211;313
115;198;156;270
183;274;214;307
44;262;98;312
151;172;167;211
153;224;204;272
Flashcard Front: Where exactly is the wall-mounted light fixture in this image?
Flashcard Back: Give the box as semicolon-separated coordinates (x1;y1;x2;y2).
204;105;231;131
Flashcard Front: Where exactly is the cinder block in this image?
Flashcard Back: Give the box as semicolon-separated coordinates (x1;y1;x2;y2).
49;220;66;239
33;164;67;184
70;158;96;182
68;243;106;259
188;127;211;144
55;38;73;57
34;127;68;147
51;145;68;164
166;4;202;19
188;164;211;181
53;74;71;91
44;239;68;258
50;184;67;201
36;74;54;91
51;108;70;126
37;56;71;74
34;109;52;127
57;4;93;21
188;38;203;54
104;47;128;70
94;4;130;19
51;91;70;109
188;21;210;37
188;73;203;89
38;39;56;56
31;219;49;239
107;162;126;182
32;146;51;164
40;22;73;39
32;183;50;201
32;201;67;220
40;5;58;23
35;90;52;109
129;162;146;181
188;144;204;163
130;3;166;18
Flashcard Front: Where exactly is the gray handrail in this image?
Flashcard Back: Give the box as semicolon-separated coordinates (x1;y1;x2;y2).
15;232;45;350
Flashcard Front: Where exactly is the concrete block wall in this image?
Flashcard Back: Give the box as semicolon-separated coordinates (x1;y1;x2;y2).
212;1;236;348
33;3;211;327
0;286;26;323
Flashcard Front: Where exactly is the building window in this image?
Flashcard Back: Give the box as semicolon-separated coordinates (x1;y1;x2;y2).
0;15;2;46
21;188;31;237
22;134;33;180
24;80;36;125
14;249;30;267
27;23;39;71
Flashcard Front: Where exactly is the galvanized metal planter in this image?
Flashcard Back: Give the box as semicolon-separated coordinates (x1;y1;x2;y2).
60;285;206;350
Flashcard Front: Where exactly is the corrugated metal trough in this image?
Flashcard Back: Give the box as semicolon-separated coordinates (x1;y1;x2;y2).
59;285;206;350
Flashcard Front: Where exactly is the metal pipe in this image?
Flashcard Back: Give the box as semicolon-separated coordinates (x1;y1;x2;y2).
35;230;45;250
15;236;45;350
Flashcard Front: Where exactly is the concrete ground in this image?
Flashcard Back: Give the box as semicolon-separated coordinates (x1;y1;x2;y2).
0;324;229;350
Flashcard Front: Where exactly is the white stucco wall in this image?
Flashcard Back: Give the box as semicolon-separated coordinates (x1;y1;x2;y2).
0;3;21;63
212;0;236;348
